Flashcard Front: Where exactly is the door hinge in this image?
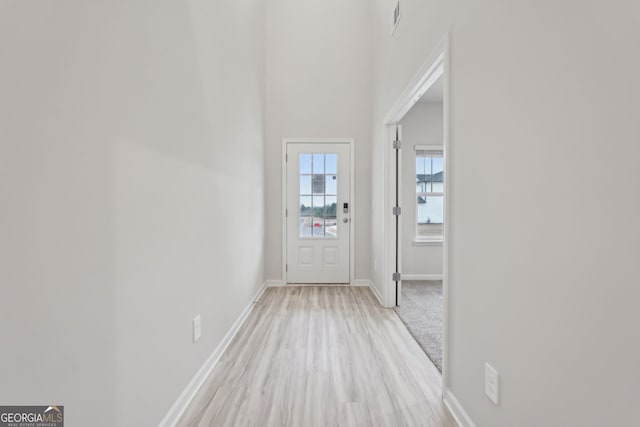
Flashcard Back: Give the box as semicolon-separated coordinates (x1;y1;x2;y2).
286;153;288;162
393;140;401;150
286;264;288;272
286;208;288;217
393;206;402;216
392;272;401;281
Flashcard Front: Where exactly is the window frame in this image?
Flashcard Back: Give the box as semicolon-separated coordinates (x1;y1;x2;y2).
414;145;444;243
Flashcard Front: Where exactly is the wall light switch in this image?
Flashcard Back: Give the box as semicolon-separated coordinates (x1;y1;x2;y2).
484;363;499;405
193;315;201;342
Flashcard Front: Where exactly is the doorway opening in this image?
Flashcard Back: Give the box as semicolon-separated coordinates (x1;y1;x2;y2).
383;37;449;389
395;75;445;372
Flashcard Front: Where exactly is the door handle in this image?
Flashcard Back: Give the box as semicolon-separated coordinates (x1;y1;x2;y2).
343;218;349;223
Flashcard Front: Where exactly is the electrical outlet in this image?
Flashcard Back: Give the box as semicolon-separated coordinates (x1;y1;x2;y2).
484;363;499;405
193;315;201;342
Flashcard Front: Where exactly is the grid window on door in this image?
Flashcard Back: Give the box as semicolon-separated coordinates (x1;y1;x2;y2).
416;149;444;241
299;153;338;238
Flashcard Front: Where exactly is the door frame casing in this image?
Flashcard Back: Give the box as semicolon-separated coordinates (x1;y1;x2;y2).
382;34;450;394
281;138;356;285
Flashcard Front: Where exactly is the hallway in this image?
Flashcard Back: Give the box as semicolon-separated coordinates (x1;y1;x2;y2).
3;0;639;425
178;287;455;427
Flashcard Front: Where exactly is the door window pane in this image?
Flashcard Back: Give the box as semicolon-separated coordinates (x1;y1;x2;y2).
325;175;337;195
325;196;337;237
298;153;339;238
313;154;324;174
300;176;312;195
300;217;312;237
300;196;312;216
312;196;324;216
300;154;312;174
312;175;325;193
325;196;337;215
325;154;337;174
312;217;325;237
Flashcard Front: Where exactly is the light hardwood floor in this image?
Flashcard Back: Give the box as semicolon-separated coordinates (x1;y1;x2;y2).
177;286;456;427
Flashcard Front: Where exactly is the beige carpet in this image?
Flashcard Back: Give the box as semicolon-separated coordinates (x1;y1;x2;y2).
394;280;443;372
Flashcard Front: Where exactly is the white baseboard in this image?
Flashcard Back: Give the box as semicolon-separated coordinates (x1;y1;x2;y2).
443;389;476;427
271;280;368;287
353;279;384;306
265;279;285;287
287;284;353;287
369;284;384;306
351;279;370;287
401;274;443;281
158;282;268;427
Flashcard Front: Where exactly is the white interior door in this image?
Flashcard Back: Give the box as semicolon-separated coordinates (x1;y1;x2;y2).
286;143;350;283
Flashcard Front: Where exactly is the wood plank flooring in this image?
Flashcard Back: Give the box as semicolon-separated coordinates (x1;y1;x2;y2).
177;286;456;427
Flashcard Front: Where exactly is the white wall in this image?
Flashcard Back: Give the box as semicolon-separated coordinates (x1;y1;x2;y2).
400;103;443;277
264;0;372;283
0;1;266;425
372;0;640;426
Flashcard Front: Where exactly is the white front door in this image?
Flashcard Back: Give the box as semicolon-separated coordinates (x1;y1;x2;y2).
286;142;350;283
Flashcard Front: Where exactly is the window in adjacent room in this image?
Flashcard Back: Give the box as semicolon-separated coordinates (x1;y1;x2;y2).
415;146;444;242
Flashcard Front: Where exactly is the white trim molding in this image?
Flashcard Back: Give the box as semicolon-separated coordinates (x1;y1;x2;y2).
444;389;476;427
414;144;443;152
158;282;268;427
412;240;443;246
265;279;285;287
401;274;443;281
383;40;446;126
